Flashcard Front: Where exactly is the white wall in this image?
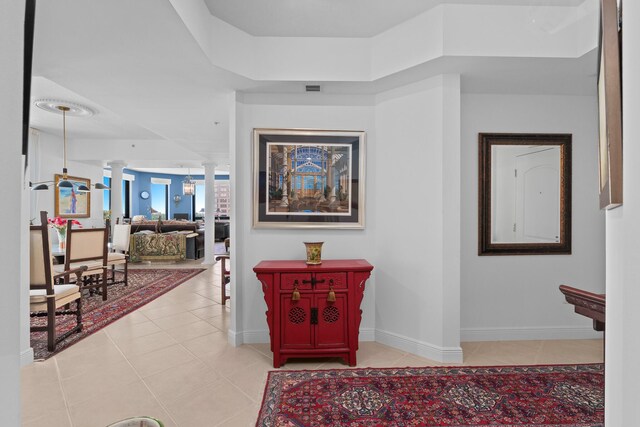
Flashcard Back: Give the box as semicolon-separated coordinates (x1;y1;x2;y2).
605;0;640;423
232;76;463;362
0;0;23;423
233;81;602;362
30;131;106;232
373;76;462;362
460;93;605;341
233;96;377;344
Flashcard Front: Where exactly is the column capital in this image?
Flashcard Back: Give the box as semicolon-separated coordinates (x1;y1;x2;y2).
107;160;127;169
202;161;217;169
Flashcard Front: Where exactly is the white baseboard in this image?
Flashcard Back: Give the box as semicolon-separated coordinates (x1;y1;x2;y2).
20;347;34;366
460;326;603;342
359;328;375;342
236;329;270;345
375;329;463;363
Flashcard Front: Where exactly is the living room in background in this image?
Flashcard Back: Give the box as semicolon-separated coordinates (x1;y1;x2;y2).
150;177;170;220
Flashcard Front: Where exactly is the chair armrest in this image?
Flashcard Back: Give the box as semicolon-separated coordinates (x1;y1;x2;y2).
54;265;88;283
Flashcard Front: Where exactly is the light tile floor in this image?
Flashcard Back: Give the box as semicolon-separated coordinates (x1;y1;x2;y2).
21;261;604;427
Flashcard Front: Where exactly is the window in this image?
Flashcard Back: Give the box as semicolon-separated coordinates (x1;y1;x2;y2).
150;177;170;220
194;183;205;220
103;176;111;221
102;176;131;220
190;179;231;219
215;179;231;216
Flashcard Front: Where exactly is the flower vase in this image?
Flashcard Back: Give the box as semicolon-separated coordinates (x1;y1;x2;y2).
303;242;324;265
56;229;67;250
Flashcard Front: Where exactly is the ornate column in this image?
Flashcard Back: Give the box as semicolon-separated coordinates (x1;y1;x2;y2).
203;161;217;264
291;146;299;201
280;147;289;207
328;147;337;204
108;161;126;227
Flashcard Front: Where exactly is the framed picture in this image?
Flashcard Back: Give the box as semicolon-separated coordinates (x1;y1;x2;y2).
253;128;365;229
54;174;91;218
597;0;622;210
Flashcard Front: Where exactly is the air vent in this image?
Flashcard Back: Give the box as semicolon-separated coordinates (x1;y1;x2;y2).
305;85;321;92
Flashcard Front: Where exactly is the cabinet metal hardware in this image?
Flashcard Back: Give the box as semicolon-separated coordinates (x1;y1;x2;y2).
302;277;325;287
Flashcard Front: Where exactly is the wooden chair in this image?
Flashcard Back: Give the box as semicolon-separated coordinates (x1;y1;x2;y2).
30;211;86;351
56;221;109;301
215;254;231;305
107;224;131;286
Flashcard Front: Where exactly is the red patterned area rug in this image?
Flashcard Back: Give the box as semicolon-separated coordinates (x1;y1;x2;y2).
31;268;204;360
257;364;604;427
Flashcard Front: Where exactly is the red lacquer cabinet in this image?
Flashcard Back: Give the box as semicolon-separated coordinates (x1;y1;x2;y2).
253;259;373;368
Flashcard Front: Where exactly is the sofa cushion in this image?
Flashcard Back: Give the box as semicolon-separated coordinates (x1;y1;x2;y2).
130;221;159;233
159;221;197;233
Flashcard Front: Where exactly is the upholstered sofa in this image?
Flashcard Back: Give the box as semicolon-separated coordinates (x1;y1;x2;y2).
128;220;205;262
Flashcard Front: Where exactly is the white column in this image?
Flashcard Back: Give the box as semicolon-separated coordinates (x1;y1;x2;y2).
108;161;126;226
203;161;217;264
606;0;640;423
20;146;33;366
1;0;24;421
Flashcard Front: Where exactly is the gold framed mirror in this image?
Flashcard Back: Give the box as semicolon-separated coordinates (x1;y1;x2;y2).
478;133;572;255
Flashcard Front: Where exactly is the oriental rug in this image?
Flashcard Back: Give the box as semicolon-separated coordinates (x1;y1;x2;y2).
31;268;204;360
257;364;604;427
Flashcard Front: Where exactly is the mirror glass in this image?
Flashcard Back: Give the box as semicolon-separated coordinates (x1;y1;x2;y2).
479;134;571;255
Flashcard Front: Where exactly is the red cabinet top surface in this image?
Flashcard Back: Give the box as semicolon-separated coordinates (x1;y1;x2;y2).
253;259;373;273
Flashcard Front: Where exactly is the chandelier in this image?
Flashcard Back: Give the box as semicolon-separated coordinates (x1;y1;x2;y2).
182;168;195;196
31;100;109;192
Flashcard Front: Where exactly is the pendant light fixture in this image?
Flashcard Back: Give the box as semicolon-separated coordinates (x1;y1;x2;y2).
30;99;109;191
182;168;195;196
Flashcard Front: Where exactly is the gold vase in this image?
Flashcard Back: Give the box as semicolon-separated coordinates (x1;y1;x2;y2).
303;242;324;265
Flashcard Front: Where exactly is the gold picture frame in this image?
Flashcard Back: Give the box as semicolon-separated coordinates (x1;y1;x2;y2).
54;174;91;218
597;0;623;210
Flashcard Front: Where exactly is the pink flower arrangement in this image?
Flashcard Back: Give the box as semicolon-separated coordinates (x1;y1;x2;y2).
47;216;82;233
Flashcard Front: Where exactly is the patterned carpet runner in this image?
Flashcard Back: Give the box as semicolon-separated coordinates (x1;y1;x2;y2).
30;268;204;360
257;364;604;426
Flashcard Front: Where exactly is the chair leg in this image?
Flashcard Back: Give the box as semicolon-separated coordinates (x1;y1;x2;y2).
221;279;226;306
76;296;83;331
101;268;108;301
124;261;128;286
47;300;56;352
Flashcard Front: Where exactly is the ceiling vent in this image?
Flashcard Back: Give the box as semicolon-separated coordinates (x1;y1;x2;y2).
305;85;321;92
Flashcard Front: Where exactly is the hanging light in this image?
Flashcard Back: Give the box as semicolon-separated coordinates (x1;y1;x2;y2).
56;105;74;189
183;168;195;196
31;99;107;192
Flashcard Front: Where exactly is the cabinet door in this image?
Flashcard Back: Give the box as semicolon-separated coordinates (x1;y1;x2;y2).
315;294;348;348
281;294;314;349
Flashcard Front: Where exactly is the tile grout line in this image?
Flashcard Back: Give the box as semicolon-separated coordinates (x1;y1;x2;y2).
52;356;76;427
118;263;231;424
100;267;222;427
104;308;183;427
